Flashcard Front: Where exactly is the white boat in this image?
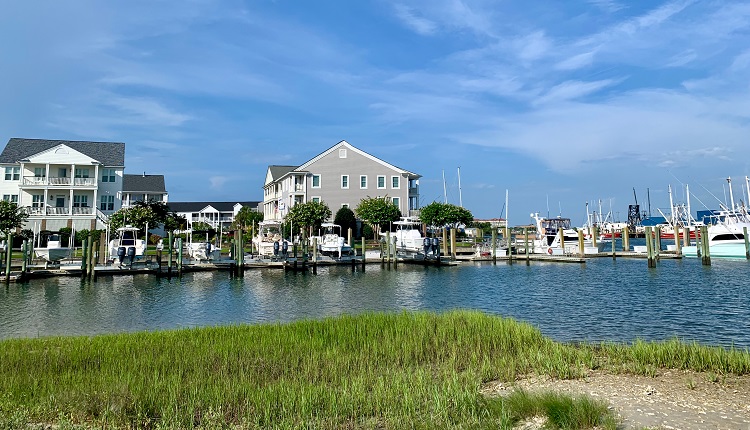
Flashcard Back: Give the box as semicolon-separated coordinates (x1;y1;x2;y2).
382;216;424;255
108;226;147;266
315;223;353;258
526;213;599;255
683;210;750;258
34;233;71;263
181;230;221;261
253;220;290;256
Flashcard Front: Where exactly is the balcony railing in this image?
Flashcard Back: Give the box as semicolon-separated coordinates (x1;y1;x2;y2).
24;206;94;216
21;176;97;187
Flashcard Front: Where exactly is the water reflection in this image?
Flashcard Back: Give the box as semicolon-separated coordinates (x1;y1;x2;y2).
2;258;749;348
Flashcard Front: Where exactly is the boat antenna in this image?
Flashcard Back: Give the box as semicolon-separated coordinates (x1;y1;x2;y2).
442;170;447;204
647;188;652;218
505;189;509;230
546;194;550;218
686;184;693;223
457;167;463;207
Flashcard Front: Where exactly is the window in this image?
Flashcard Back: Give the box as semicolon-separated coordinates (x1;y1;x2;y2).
58;168;67;178
34;167;46;178
75;168;90;178
4;167;19;180
101;168;116;182
100;195;115;211
311;196;321;203
32;195;44;208
360;175;367;189
73;195;88;207
391;197;400;209
377;175;386;189
312;174;321;188
341;175;349;189
2;195;18;203
391;176;400;189
339;148;347;158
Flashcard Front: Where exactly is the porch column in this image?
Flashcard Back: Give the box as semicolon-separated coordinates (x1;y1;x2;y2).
92;164;99;217
69;188;74;216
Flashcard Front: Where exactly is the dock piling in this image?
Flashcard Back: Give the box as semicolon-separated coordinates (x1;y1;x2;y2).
744;227;749;260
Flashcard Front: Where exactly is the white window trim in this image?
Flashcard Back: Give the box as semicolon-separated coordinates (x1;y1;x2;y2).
342;203;349;209
312;174;321;189
377;175;386;189
392;197;400;207
341;175;349;189
339;148;347;158
391;175;400;189
360;175;367;189
310;196;321;203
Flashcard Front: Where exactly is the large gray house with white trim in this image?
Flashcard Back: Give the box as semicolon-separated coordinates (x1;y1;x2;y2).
263;140;421;221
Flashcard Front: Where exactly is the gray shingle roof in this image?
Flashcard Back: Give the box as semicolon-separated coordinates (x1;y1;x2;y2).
168;201;261;213
0;138;126;166
268;165;297;180
122;174;166;193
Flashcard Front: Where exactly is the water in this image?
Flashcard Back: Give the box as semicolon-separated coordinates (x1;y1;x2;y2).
2;257;750;348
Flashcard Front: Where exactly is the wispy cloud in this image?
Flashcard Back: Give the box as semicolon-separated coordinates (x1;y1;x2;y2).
533;79;619;105
555;51;596;70
393;4;438;35
588;0;625;14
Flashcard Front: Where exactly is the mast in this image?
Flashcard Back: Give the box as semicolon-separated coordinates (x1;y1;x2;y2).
505;189;509;232
442;170;447;204
686;184;692;223
457;167;463;207
647;188;652;218
668;184;674;224
727;177;735;212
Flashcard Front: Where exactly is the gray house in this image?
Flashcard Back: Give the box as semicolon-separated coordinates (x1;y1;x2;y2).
263;140;420;221
121;174;168;208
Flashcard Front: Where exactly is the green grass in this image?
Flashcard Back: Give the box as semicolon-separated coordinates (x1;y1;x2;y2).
1;311;748;429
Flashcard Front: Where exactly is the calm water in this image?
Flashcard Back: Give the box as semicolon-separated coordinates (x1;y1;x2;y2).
2;256;750;348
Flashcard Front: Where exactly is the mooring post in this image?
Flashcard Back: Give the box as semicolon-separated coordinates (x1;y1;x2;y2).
21;239;28;274
577;230;584;258
80;238;88;276
442;228;448;258
4;233;12;281
88;239;96;279
450;228;456;260
167;231;174;277
611;230;616;260
524;227;530;264
491;228;497;264
701;225;711;266
645;227;655;268
592;226;598;248
623;226;630;252
361;237;366;272
684;226;690;247
177;237;183;275
675;224;682;256
385;231;391;265
558;229;565;255
655;226;662;254
744;226;749;260
505;227;511;265
393;236;398;268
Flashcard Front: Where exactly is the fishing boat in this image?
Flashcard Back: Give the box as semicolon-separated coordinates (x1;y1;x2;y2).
34;233;71;263
382;216;424;256
683;210;750;258
315;223;354;258
108;226;147;266
526;213;599;255
253;220;290;257
182;230;221;261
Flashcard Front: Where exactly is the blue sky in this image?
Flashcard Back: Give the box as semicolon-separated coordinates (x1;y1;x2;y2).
2;0;749;224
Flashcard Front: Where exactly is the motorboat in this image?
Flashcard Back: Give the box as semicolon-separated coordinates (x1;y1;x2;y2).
683;210;750;258
108;226;147;266
315;223;353;258
182;230;221;261
382;216;424;255
526;213;599;255
253;220;290;257
34;233;71;264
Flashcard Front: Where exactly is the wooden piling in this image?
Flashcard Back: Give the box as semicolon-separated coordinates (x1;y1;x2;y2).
592;226;598;248
744;226;749;260
81;238;88;276
578;230;584;257
491;228;497;264
4;234;12;282
559;229;565;254
442;228;448;258
611;230;616;259
177;237;183;275
385;231;391;264
683;225;690;247
623;226;630;252
674;224;681;256
361;237;366;272
450;228;456;260
167;232;174;277
655;226;662;253
21;239;28;274
524;227;530;265
645;227;656;268
701;225;711;266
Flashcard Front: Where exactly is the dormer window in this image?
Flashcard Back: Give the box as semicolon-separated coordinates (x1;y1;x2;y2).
339;148;347;158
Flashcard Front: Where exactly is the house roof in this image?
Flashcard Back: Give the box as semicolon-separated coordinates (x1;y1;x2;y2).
123;174;166;193
296;140;420;178
268;165;297;181
168;201;261;213
0;138;126;166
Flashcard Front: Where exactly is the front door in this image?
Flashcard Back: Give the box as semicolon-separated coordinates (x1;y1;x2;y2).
56;197;65;208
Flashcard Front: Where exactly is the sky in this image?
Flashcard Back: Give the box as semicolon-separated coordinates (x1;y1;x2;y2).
1;0;749;225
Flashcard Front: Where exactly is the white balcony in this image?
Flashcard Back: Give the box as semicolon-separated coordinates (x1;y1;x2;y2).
24;206;95;216
20;176;97;188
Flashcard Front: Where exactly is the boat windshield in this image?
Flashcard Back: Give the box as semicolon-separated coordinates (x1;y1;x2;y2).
121;230;136;246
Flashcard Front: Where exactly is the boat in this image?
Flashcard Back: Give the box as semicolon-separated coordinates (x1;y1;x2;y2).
181;230;221;261
314;223;354;258
108;226;147;266
683;209;750;258
34;232;71;263
253;220;290;257
382;216;425;256
526;213;599;255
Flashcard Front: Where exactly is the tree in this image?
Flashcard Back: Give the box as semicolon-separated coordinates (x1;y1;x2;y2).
355;196;401;239
285;201;332;238
108;200;170;233
419;202;473;232
191;221;217;239
334;207;357;238
163;212;187;233
232;206;263;230
0;200;28;239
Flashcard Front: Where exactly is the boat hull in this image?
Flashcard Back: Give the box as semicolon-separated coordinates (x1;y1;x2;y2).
683;244;749;259
34;248;71;262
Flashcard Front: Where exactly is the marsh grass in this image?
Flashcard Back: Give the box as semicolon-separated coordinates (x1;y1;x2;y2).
1;311;748;429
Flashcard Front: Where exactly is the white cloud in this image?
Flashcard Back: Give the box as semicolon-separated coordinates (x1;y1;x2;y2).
555;51;596;70
515;31;551;63
209;176;229;190
393;4;438;35
588;0;625;13
533;79;619;105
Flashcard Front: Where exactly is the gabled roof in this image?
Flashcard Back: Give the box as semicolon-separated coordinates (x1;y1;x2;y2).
0;138;125;166
296;140;420;177
168;201;261;213
123;174;166;193
268;165;297;181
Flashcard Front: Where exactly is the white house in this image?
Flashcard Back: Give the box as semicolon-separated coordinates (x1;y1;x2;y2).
168;201;261;231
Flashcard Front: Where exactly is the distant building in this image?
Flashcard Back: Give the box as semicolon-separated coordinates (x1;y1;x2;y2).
168;201;261;231
263;140;421;221
0;138;125;231
121;174;168;208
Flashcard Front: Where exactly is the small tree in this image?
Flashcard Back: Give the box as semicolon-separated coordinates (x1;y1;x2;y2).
164;212;187;234
334;207;358;239
419;202;473;234
0;200;28;239
285;201;332;238
108;200;170;235
233;206;263;230
355;196;401;239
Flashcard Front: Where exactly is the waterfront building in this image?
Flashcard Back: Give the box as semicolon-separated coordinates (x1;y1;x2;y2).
121;174;168;208
168;201;261;231
0;138;125;231
262;140;421;221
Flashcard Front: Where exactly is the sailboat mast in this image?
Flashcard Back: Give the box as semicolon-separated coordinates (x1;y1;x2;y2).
727;177;735;211
668;184;674;224
505;189;509;232
442;170;447;204
457;167;463;207
686;184;692;223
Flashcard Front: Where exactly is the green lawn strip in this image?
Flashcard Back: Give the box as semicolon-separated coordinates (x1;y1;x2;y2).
1;311;748;429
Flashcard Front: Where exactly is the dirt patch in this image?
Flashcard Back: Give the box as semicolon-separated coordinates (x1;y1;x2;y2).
482;370;750;429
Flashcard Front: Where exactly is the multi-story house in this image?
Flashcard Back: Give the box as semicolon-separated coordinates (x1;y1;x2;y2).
263;140;420;222
0;138;125;231
121;174;168;208
168;201;261;231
